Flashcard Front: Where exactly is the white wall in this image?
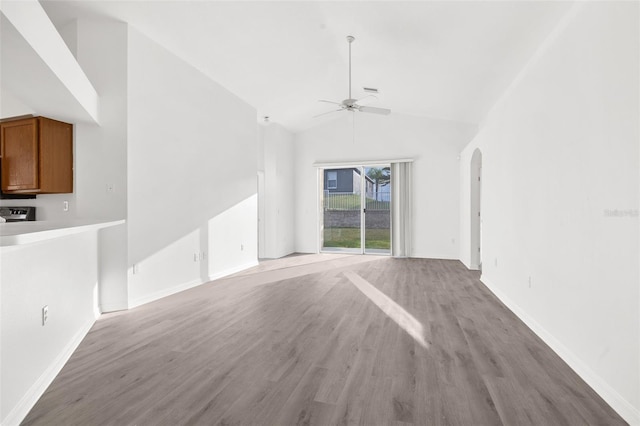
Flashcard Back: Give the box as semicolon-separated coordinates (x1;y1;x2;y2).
259;122;295;259
0;87;35;118
294;112;476;257
459;3;639;423
73;19;129;312
73;19;128;223
126;28;258;306
0;232;101;425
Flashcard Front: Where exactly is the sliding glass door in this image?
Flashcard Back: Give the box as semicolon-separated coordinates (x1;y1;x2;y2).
321;166;390;255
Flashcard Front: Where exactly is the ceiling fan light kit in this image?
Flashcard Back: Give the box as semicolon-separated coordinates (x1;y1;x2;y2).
315;35;391;118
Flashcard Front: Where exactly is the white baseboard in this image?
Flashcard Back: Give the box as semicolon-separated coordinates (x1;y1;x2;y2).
128;260;260;309
100;300;129;313
2;317;96;426
410;252;459;260
129;277;203;309
480;276;640;426
261;250;296;260
459;258;473;269
208;260;259;281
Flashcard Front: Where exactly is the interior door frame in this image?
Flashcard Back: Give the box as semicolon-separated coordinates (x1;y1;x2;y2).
257;171;266;259
470;149;482;270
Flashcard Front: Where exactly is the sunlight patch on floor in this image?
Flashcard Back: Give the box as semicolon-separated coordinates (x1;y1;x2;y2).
344;271;429;349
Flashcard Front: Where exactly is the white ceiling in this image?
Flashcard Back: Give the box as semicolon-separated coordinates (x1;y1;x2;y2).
31;1;573;132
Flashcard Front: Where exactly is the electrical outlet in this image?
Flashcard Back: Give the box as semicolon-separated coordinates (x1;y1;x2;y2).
240;244;244;251
42;305;49;326
63;201;69;212
132;264;139;274
194;253;198;262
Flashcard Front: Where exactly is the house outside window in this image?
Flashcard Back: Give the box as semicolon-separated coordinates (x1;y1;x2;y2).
327;171;337;189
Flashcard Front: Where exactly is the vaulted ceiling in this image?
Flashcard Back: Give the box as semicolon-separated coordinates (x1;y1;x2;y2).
8;1;573;132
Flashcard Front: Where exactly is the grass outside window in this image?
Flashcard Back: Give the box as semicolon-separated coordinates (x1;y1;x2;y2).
323;227;390;249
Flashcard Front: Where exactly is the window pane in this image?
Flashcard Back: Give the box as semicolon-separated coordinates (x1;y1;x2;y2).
323;168;361;251
327;171;337;189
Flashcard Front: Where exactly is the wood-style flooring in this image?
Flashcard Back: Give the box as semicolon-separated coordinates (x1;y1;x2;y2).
22;255;626;425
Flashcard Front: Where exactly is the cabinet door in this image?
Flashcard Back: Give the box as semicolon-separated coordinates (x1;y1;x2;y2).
1;119;39;191
38;117;73;193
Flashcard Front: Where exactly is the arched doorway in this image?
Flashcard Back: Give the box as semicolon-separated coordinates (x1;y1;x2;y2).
470;149;482;270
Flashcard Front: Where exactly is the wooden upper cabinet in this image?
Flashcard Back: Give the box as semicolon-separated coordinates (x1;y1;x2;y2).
0;117;73;194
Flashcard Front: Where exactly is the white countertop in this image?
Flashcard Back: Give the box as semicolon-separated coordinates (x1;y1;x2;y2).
0;219;125;247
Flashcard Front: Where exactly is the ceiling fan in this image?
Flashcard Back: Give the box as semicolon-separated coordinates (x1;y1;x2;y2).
316;35;391;118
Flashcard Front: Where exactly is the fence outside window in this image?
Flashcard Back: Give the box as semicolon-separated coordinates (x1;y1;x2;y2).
324;191;390;211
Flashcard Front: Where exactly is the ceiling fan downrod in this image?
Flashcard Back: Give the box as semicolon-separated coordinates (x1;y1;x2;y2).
314;34;390;118
347;35;355;101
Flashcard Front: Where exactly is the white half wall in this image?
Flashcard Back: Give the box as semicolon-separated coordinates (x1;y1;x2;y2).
459;2;639;423
0;232;101;425
127;28;258;306
294;112;477;257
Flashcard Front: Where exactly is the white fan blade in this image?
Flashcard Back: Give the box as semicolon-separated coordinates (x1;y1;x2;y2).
314;109;343;118
318;99;342;106
359;106;391;115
